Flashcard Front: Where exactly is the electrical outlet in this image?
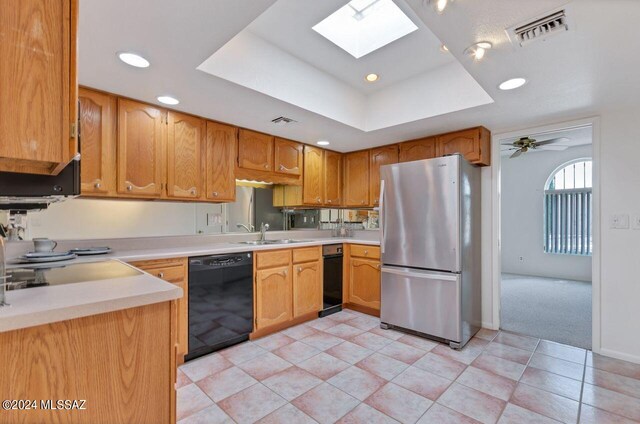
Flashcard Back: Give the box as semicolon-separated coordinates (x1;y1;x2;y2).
610;214;630;229
519;256;524;262
632;215;640;230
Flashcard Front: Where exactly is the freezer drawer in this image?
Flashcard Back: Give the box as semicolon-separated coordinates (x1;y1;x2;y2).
380;266;461;344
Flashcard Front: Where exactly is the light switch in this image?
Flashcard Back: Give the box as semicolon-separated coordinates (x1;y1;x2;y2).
632;215;640;230
610;214;630;229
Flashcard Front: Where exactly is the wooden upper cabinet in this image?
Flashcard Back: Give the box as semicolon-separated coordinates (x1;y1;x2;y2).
274;138;302;176
324;150;342;206
166;112;204;199
0;0;78;175
303;146;324;205
343;150;370;207
399;137;436;163
204;122;237;202
369;145;398;206
78;88;116;196
238;129;274;172
117;98;165;197
436;127;491;166
255;266;293;330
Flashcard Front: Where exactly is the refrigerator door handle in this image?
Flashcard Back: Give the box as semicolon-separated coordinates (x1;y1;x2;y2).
379;179;385;253
381;266;458;281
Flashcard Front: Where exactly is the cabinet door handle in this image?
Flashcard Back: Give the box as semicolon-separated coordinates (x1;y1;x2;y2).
190;189;197;195
297;266;303;273
364;250;369;255
376;264;381;270
279;165;285;171
264;164;270;169
327;199;332;204
126;185;133;191
282;270;288;277
158;272;165;278
212;191;218;197
316;197;321;203
94;182;101;189
361;200;365;205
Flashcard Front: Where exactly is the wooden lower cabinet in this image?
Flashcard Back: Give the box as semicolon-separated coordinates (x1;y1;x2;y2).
0;302;176;424
129;258;188;365
293;247;322;318
255;265;292;329
253;247;322;336
345;244;381;315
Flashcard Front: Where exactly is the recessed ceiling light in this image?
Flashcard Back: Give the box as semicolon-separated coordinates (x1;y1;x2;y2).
157;96;180;105
464;41;493;61
317;140;330;146
440;44;449;53
499;78;527;90
117;52;150;68
312;0;418;59
365;73;379;82
429;0;451;14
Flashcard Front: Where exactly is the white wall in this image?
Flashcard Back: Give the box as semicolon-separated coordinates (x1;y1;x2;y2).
25;199;225;240
501;145;592;281
597;107;640;363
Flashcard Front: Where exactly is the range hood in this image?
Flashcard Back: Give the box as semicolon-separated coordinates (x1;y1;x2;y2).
0;156;80;210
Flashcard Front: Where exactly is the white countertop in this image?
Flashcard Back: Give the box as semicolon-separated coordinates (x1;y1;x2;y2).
0;260;182;333
1;236;379;333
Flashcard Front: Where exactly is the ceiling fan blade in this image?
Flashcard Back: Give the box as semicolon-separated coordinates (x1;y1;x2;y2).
510;149;523;158
535;137;570;146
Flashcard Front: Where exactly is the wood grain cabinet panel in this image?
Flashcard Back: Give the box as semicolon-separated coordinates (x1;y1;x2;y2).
78;88;116;196
238;129;274;172
293;261;322;318
343;150;370;207
348;258;381;310
0;0;78;175
255;266;293;330
369;145;398;206
204;121;237;202
324;150;342;206
436;127;491;166
117;98;165;197
167;112;204;199
399;137;436;163
274;138;302;176
0;302;175;424
303;146;324;205
129;258;188;365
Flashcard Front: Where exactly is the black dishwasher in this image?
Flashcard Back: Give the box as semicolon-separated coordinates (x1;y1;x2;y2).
187;252;253;361
320;244;343;317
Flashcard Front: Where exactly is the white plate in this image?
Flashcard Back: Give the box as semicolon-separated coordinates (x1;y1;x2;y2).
70;247;112;256
17;253;77;263
22;251;72;259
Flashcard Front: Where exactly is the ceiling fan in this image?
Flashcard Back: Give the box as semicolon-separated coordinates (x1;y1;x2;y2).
502;136;570;158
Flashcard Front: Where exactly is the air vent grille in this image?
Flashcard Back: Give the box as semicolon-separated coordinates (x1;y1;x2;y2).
271;116;297;125
511;10;568;47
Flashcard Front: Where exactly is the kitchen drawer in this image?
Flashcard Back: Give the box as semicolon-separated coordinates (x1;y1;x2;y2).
129;258;187;283
256;249;291;269
350;245;380;260
292;246;321;264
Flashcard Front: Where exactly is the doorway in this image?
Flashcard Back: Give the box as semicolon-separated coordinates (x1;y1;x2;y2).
496;123;596;349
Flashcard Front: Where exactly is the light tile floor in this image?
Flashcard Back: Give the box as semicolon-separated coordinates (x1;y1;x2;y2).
177;308;640;424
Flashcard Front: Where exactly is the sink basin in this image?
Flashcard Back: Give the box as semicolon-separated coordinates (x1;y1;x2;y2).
236;239;309;245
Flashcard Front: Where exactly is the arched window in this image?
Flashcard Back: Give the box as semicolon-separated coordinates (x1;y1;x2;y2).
544;159;592;255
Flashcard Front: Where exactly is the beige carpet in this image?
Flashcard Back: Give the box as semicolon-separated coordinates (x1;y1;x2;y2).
500;273;592;349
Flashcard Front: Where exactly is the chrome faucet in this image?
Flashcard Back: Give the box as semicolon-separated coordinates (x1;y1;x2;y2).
260;222;270;242
236;223;255;233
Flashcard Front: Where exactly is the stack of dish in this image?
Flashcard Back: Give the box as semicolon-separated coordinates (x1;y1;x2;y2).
17;251;77;263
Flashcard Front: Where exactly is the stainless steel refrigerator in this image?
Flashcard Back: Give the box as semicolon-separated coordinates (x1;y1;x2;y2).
379;154;481;349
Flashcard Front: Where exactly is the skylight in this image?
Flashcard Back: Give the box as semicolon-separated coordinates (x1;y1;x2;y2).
312;0;418;59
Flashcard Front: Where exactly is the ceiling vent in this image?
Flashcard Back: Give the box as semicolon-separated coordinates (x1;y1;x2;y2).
508;9;569;47
271;116;297;126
